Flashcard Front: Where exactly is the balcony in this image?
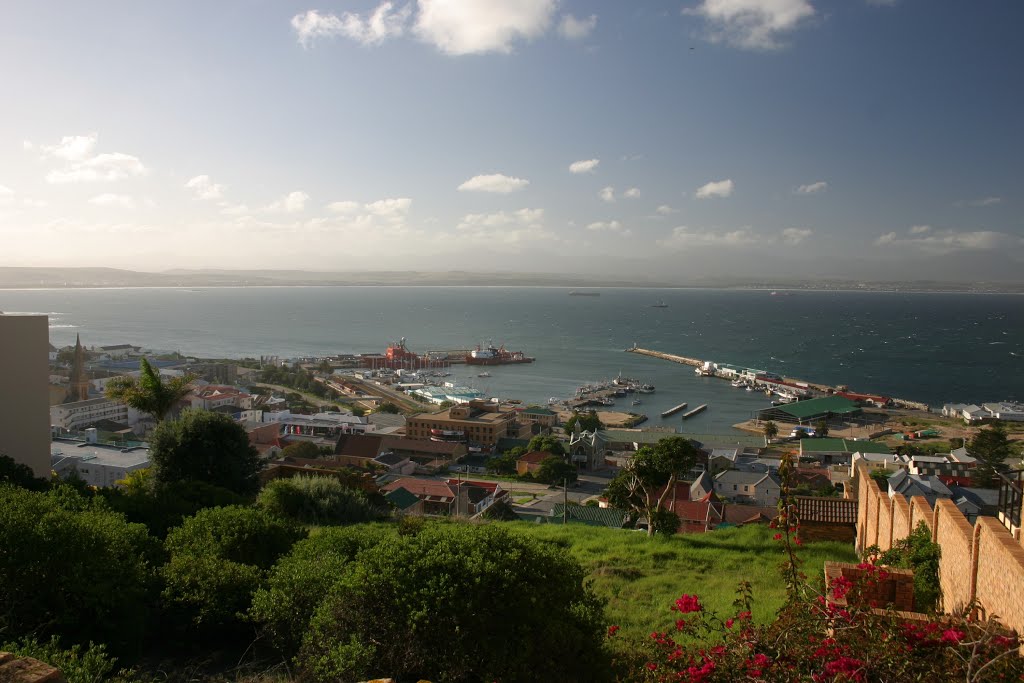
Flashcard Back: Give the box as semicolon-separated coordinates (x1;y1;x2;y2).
996;469;1023;534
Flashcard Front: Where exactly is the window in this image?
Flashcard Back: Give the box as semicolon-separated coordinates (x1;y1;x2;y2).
733;484;737;491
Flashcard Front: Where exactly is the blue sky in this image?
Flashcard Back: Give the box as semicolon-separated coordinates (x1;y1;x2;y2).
0;1;1021;281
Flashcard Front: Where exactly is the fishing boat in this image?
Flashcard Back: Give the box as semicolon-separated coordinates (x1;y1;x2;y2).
466;342;535;365
651;300;668;308
477;371;492;378
632;398;642;405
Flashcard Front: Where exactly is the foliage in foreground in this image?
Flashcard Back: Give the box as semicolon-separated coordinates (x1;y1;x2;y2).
871;520;941;613
0;637;135;683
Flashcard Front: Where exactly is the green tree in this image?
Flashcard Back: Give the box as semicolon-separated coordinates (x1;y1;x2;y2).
527;434;566;457
762;420;778;447
376;401;401;414
970;422;1012;487
148;408;262;495
104;357;194;422
296;524;607;682
534;456;578;485
0;454;48;491
281;440;325;460
257;475;381;526
481;498;518;521
350;405;366;417
0;485;157;649
1;637;134;683
563;410;603;435
605;436;700;537
874;521;942;612
486;454;517;475
99;477;248;539
814;419;830;438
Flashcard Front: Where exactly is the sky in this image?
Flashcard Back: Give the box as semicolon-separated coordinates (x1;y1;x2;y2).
0;0;1022;282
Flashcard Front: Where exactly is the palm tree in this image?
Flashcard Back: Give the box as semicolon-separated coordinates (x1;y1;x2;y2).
762;420;778;447
105;357;195;422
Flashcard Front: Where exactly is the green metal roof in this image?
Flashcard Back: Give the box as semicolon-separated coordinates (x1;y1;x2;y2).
800;438;891;454
772;396;861;419
385;486;420;510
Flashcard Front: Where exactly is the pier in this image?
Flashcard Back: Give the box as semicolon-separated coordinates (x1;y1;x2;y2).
681;404;708;419
628;347;703;367
661;402;688;418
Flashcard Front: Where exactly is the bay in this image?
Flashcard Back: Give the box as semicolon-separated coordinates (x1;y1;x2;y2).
2;287;1020;434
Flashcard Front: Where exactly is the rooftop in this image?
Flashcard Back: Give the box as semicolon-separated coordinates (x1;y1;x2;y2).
770;396;861;420
50;440;150;468
384;486;420;511
714;470;780;487
521;406;556;416
802;438;892;454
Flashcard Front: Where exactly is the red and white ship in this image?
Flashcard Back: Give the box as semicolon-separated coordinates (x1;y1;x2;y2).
464;343;535;366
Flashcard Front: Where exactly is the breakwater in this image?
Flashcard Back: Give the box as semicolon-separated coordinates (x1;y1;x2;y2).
629;347;930;411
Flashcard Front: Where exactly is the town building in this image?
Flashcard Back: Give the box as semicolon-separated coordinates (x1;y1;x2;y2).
799;438;891;466
0;314;51;477
516;450;554;476
49;397;138;432
518;406;558;432
713;470;781;507
405;400;518;448
381;477;507;517
50;429;150;488
886;470;998;524
272;411;373;437
755;396;862;426
409;385;484;405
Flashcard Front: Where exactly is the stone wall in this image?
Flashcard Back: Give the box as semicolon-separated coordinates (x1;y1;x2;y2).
974;518;1024;639
825;561;915;612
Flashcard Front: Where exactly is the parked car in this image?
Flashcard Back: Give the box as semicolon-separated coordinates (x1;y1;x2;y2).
790;428;817;438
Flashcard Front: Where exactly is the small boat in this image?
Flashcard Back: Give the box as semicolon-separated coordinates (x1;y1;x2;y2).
731;380;746;388
651;301;668;308
477;371;491;378
745;386;754;392
632;398;642;406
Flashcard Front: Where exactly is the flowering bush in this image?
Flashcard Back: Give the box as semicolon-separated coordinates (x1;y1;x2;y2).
614;454;1024;682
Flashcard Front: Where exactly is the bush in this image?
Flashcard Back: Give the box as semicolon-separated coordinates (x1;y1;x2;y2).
250;525;395;654
875;521;941;612
161;506;306;637
257;475;381;526
0;454;48;491
99;478;249;538
296;523;607;682
1;637;135;683
0;485;157;649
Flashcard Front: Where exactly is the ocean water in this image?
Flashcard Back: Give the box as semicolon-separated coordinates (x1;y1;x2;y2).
2;287;1021;434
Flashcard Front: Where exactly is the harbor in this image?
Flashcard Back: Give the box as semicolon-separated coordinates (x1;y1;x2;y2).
681;404;708;420
660;402;689;418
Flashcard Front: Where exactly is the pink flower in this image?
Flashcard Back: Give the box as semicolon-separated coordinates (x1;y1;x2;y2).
673;594;703;614
941;629;965;644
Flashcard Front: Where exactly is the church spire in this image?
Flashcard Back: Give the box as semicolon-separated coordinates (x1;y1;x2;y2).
69;334;89;402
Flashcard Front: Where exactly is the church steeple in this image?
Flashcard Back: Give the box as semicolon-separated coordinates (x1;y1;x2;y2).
69;334;90;402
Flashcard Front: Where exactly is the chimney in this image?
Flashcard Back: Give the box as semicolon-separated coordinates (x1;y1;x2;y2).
85;428;98;444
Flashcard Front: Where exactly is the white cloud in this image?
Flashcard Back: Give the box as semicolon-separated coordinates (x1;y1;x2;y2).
0;185;12;198
569;158;600;174
694;178;734;199
263;191;310;214
36;133;147;184
954;196;1001;208
184;175;225;200
656;205;678;215
415;0;557;55
795;180;827;195
687;0;815;50
88;194;136;209
558;13;597;40
874;226;1023;254
660;226;760;249
781;227;812;244
586;220;623;231
623;187;641;199
599;186;615;202
326;200;362;214
454;207;556;246
457;173;530;193
291;4;411;47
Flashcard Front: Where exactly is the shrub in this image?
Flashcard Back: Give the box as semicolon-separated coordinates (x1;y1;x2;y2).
161;506;305;638
250;525;395;654
1;636;135;683
257;475;381;526
875;521;941;612
0;454;48;490
0;485;157;649
99;478;249;538
296;523;608;682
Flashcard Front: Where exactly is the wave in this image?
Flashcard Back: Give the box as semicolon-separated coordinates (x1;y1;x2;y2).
49;324;78;329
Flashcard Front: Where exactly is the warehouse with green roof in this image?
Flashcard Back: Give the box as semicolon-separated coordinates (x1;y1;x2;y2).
755;396;862;425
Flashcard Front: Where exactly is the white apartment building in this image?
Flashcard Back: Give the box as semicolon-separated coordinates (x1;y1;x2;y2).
50;398;139;431
50;432;150;488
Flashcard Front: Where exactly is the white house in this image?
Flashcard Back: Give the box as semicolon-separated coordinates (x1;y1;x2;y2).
713;470;781;507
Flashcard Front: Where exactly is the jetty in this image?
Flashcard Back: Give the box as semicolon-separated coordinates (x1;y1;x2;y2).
660;402;688;418
681;404;707;419
628;347;702;367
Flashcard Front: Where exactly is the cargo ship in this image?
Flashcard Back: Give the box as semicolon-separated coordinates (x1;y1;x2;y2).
465;343;535;366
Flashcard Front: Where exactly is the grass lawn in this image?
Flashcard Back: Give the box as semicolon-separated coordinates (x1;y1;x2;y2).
509;522;857;638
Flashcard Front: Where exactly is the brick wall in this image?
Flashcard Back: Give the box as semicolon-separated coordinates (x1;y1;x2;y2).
974;518;1024;638
934;499;976;614
853;462;1024;637
877;495;894;552
824;562;915;612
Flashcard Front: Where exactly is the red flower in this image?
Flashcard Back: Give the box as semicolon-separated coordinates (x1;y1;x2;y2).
941;629;965;644
773;533;783;541
646;662;658;671
673;594;703;614
607;625;620;637
737;611;752;621
725;618;734;629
